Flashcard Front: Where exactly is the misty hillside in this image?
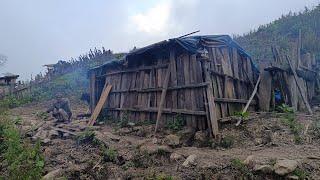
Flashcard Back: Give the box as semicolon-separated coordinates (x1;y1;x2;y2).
236;4;320;61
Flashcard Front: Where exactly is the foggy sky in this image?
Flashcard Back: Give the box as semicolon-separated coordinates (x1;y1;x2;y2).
0;0;319;80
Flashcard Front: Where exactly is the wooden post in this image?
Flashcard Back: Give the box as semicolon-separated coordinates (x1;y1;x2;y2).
203;62;219;137
286;56;312;114
90;72;96;113
154;50;173;133
297;29;302;68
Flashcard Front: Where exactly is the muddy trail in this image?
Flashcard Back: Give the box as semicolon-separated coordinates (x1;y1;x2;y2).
9;98;320;179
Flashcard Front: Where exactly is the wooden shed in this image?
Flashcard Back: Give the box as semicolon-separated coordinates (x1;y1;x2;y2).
88;35;259;136
258;46;318;113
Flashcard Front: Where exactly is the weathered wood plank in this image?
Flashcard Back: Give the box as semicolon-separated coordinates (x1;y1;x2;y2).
203;62;219;137
286;56;312;114
88;84;112;126
155;52;173;133
97;64;169;77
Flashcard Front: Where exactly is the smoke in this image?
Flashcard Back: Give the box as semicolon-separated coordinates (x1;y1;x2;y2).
0;54;7;67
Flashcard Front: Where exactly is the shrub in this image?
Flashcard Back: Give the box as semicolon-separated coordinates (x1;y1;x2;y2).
117;111;129;128
220;135;234;149
167;114;184;131
276;104;294;113
103;148;118;162
234;111;250;119
76;130;96;144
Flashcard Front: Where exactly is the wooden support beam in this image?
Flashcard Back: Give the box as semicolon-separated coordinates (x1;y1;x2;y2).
286;56;313;114
90;72;96;113
107;107;207;116
209;69;251;84
215;98;256;104
87;84;113;126
236;75;261;126
97;64;169;78
204;63;219;137
110;82;209;93
154;51;173;133
242;75;261;114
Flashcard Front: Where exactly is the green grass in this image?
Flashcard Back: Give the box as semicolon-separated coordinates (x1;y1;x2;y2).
76;130;96;144
0;111;44;179
166;114;184;132
103;148;118;162
292;168;308;179
234;111;250;119
220;135;235;149
281;113;303;144
230;158;254;179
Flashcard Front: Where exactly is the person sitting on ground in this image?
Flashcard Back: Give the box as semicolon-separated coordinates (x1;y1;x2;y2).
47;93;72;123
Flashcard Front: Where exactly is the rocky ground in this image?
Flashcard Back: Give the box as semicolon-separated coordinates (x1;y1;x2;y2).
9;98;320;179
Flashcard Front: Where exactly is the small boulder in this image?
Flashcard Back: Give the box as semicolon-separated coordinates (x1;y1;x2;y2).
194;131;207;142
170;153;184;162
178;128;196;146
254;165;273;174
182;154;197;167
63;133;70;138
140;144;172;155
254;138;263;145
152;138;159;144
286;175;299;180
43;168;63;180
165;134;180;147
274;159;298;176
243;155;256;167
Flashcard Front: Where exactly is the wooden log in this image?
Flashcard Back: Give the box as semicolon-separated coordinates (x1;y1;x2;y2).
87;84;113;126
286;56;312;114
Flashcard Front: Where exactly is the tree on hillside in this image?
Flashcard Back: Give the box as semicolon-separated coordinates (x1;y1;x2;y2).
236;4;320;61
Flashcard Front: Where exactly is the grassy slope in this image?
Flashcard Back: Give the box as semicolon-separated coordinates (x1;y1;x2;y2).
236;5;320;61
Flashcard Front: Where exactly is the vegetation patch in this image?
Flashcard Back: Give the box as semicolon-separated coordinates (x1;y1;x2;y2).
0;112;44;179
76;130;98;145
292;168;309;179
280;112;303;144
103;148;118;162
230;158;254;179
166;114;184;132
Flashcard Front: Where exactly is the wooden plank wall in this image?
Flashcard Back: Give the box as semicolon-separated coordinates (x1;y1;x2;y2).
91;46;256;130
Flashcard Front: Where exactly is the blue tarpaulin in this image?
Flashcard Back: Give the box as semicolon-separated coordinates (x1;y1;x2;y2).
91;35;259;73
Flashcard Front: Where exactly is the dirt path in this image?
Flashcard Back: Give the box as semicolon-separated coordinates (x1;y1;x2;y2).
9;99;320;179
